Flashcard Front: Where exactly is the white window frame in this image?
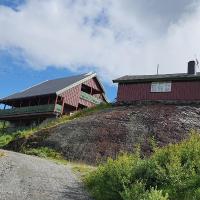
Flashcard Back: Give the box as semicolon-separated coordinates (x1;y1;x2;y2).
151;82;172;93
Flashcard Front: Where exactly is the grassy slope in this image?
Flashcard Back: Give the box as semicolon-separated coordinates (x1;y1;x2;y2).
72;163;96;179
0;104;112;164
0;104;112;148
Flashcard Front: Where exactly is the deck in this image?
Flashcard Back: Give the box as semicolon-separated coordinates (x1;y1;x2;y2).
0;104;62;119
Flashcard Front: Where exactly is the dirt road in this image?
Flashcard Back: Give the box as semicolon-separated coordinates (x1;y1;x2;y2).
0;150;92;200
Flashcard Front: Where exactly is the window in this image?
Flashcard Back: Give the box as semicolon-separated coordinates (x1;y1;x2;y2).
151;82;172;93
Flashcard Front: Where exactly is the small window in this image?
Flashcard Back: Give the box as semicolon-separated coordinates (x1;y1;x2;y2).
151;82;172;93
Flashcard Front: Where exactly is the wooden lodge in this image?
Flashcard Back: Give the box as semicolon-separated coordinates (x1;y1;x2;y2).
113;61;200;104
0;73;107;124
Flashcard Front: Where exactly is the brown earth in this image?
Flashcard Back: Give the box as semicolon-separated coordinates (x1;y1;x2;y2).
5;104;200;164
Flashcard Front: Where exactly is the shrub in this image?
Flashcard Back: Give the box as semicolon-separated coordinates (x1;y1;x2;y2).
22;147;62;159
147;188;169;200
85;153;143;200
0;134;14;147
21;147;67;164
85;133;200;200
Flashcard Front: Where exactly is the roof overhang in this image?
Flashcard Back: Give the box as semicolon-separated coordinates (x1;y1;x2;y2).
0;93;56;104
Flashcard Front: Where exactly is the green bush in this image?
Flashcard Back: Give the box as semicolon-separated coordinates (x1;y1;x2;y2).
21;147;68;164
85;133;200;200
0;134;14;147
22;147;62;159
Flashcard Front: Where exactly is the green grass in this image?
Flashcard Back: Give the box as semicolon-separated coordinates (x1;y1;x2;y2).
0;121;9;134
0;134;15;147
21;147;68;165
0;103;112;148
85;132;200;200
72;163;96;179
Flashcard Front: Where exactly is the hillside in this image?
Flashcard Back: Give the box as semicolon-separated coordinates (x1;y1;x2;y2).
4;104;200;164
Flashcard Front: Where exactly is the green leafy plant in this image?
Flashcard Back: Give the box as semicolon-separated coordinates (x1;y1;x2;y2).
85;133;200;200
22;147;67;164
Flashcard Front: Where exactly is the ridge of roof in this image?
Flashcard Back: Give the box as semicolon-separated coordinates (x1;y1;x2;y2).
56;72;97;95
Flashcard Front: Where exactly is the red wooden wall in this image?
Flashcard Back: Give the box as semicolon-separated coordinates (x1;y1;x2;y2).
84;77;103;92
117;81;200;102
60;77;106;111
60;85;81;108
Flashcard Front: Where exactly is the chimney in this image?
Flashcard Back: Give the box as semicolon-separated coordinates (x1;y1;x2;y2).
188;60;196;75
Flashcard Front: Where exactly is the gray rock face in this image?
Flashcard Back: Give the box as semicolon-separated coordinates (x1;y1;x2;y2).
0;151;91;200
6;105;200;164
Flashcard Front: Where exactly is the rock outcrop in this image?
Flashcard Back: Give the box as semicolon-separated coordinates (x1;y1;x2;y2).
6;105;200;164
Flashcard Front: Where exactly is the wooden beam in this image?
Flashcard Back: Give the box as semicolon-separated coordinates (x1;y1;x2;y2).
48;96;50;105
54;95;58;112
38;97;40;105
61;97;65;115
90;87;93;95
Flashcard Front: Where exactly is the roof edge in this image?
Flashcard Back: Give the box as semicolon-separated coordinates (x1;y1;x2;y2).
113;76;200;83
56;73;109;102
56;73;97;95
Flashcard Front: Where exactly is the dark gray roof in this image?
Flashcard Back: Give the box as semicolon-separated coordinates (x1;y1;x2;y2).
1;73;95;101
113;72;200;83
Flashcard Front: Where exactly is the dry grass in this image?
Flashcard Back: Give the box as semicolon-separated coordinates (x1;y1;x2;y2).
0;151;5;157
71;162;96;179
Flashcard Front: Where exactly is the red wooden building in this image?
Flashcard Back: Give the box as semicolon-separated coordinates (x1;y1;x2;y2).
0;73;107;124
113;61;200;103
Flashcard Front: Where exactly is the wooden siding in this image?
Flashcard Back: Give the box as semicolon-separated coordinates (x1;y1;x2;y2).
60;85;81;108
117;81;200;102
84;77;102;92
79;98;95;107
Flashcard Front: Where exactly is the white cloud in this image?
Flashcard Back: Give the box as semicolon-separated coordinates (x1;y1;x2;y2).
0;0;200;82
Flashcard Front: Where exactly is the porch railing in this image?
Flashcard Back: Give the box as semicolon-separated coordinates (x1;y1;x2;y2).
0;104;62;117
80;91;103;105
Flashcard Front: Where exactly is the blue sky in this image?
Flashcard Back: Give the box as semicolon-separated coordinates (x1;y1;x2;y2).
0;50;117;101
0;0;200;103
0;0;117;101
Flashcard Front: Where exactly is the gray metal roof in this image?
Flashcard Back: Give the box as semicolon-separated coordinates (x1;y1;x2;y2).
1;73;98;101
113;72;200;83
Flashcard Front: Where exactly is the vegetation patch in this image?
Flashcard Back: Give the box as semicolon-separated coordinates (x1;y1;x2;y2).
0;134;14;147
72;163;96;179
0;151;5;157
85;132;200;200
21;147;68;165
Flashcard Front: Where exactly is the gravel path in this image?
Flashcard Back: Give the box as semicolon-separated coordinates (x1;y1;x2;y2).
0;150;92;200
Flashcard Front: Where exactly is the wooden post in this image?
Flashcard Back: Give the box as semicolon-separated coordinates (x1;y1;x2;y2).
61;97;65;115
2;104;6;135
90;87;93;95
48;96;50;105
38;97;40;105
54;96;58;112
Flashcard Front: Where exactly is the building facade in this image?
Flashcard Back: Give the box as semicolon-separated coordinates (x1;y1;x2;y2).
0;73;107;123
113;61;200;103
